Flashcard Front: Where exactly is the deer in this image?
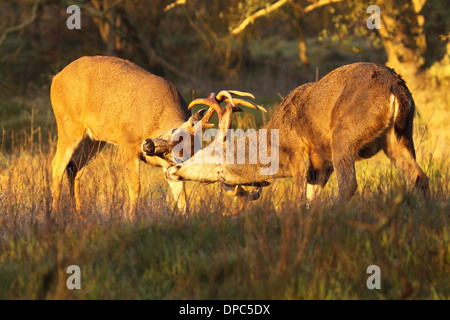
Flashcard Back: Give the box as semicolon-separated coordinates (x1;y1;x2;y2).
50;55;260;217
157;62;430;215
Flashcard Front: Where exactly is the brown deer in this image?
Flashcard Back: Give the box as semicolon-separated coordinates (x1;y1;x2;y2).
160;62;430;215
50;56;258;216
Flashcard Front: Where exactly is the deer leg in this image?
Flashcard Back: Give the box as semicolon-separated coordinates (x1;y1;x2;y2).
67;138;106;212
52;137;81;212
66;161;78;210
383;130;429;198
331;136;357;201
332;156;357;201
121;149;141;220
290;152;310;206
164;169;187;214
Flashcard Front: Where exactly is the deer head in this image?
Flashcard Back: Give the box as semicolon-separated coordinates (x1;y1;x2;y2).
141;90;266;165
144;90;268;216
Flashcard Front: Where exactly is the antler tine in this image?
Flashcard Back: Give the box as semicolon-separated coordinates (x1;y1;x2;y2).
187;90;265;132
216;90;265;113
216;90;236;106
227;90;256;100
188;92;224;128
222;98;267;113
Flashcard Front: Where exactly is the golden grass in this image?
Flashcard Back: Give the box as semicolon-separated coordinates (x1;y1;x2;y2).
0;86;448;299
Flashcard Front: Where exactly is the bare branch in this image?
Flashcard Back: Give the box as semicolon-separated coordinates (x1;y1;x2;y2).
0;0;40;48
230;0;290;36
76;0;126;19
164;0;186;12
302;0;344;14
123;13;197;81
229;0;344;36
75;0;192;79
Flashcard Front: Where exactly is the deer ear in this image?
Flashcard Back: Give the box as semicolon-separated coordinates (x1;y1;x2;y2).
189;108;206;123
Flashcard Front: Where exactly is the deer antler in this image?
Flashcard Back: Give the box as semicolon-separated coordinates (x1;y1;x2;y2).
184;90;267;216
216;90;236;106
188;92;222;130
188;90;265;145
189;90;266;123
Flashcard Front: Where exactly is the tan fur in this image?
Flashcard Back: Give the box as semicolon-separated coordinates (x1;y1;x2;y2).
51;56;193;215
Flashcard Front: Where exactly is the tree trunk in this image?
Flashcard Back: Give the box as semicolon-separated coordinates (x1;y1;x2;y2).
297;26;311;72
377;0;425;79
105;7;115;56
91;0;120;56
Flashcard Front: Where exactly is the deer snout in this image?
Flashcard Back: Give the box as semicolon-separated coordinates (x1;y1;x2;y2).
141;139;156;155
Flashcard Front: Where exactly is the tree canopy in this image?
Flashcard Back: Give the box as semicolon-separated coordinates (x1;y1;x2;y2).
0;0;448;97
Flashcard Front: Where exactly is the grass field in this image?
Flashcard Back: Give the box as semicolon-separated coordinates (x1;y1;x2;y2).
0;91;448;300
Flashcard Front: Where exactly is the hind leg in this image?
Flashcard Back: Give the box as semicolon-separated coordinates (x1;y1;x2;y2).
332;153;357;201
290;151;311;205
67;138;106;211
383;130;429;198
331;132;358;201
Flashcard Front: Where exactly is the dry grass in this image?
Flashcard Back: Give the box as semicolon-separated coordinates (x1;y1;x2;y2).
0;93;448;299
0;73;449;299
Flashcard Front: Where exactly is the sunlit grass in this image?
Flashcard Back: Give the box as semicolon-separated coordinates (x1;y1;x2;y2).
0;106;448;299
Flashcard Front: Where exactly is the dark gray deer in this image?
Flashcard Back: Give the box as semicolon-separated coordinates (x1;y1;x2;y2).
161;62;430;214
